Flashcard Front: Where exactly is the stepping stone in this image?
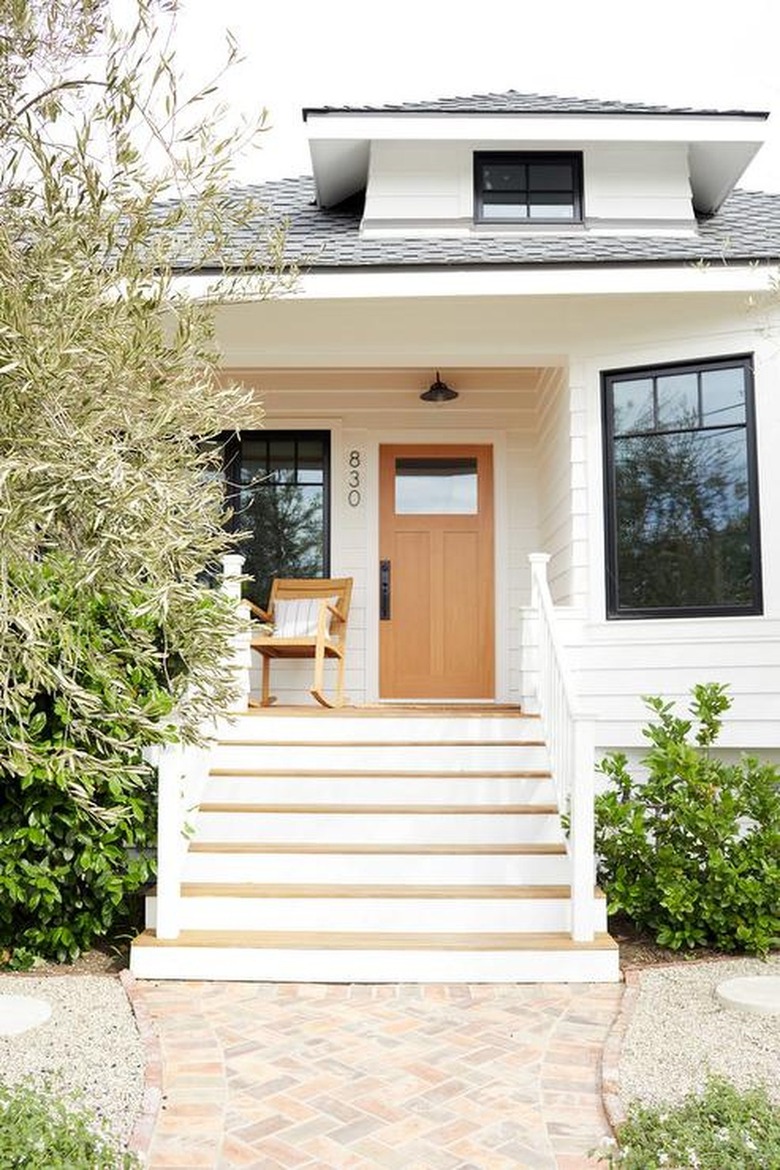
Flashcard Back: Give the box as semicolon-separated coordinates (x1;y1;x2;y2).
0;994;52;1036
715;976;780;1016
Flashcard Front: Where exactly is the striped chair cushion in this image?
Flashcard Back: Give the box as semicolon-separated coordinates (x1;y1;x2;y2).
272;596;337;638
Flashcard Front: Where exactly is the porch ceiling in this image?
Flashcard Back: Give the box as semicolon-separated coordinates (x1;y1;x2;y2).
218;366;555;422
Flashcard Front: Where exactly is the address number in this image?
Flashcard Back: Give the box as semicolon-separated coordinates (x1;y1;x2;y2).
347;449;362;507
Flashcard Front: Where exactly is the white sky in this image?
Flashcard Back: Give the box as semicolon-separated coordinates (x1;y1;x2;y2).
173;0;780;191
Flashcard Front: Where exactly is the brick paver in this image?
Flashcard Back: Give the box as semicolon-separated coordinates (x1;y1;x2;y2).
134;981;622;1169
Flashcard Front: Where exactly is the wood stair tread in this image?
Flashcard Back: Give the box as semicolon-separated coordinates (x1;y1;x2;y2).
171;882;603;899
208;769;552;779
133;928;617;952
215;740;546;748
187;842;567;855
197;803;559;815
227;705;530;718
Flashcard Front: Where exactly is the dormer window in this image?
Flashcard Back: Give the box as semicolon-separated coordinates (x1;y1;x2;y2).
474;152;583;223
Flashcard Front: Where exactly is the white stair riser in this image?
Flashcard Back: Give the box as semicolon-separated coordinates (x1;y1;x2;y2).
215;716;540;743
145;895;607;933
202;776;554;807
211;744;550;772
130;944;620;984
182;851;571;885
194;812;564;845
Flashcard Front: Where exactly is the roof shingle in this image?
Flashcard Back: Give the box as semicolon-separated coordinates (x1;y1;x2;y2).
173;180;780;272
302;89;768;120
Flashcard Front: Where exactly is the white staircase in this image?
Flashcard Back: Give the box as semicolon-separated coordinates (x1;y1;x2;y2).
131;708;618;982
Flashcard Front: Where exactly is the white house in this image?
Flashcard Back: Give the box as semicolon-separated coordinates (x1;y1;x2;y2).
130;90;780;983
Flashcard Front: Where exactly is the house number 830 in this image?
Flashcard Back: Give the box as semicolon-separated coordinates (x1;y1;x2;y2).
347;450;361;507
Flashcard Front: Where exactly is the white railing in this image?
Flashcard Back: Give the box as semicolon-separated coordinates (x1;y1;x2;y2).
222;553;253;714
149;733;213;940
151;554;250;939
528;553;596;942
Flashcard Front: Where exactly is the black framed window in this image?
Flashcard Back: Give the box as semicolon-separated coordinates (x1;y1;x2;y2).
474;152;583;223
602;356;762;619
222;431;330;607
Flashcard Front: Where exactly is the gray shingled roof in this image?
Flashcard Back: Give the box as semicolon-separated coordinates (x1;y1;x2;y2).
174;179;780;271
302;89;768;120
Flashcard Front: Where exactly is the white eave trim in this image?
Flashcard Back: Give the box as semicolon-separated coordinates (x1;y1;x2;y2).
173;262;779;303
304;113;767;145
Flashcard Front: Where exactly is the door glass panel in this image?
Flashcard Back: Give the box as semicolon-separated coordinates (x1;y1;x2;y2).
395;457;478;514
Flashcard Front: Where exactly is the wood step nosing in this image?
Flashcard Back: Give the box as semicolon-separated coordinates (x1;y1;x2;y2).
195;804;561;814
187;842;568;856
133;928;617;952
152;882;604;900
215;740;547;749
222;702;533;711
208;769;552;779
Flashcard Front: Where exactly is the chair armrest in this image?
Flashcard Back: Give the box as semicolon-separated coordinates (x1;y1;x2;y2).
243;599;272;622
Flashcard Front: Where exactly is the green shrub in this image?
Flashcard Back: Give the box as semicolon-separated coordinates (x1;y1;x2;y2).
595;683;780;955
595;1077;780;1169
0;1081;139;1169
0;557;165;962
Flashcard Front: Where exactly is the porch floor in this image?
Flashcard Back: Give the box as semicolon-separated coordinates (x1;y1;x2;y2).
241;702;529;717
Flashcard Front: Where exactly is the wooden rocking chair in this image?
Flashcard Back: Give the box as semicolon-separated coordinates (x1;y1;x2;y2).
247;577;353;708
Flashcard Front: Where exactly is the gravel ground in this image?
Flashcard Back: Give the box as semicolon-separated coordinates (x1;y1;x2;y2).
1;955;778;1157
620;955;780;1108
0;973;144;1147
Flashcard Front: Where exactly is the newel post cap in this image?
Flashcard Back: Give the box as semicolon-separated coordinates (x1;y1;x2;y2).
221;553;246;577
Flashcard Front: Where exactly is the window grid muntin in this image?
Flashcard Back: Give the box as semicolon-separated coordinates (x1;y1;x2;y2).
602;355;762;620
613;368;747;438
222;430;331;607
474;151;583;224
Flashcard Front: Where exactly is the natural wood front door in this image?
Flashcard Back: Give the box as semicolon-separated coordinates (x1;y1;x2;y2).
379;444;494;698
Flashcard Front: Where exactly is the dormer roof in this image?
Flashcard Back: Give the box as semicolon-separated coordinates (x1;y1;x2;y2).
303;89;768;120
303;89;769;214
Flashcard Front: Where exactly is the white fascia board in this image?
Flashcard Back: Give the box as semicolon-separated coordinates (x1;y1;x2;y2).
305;113;766;147
173;263;777;303
296;264;777;299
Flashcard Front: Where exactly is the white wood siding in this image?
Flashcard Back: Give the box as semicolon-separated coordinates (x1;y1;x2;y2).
219;291;780;750
361;140;694;234
364;142;469;227
584;143;693;224
228;369;549;706
536;367;576;606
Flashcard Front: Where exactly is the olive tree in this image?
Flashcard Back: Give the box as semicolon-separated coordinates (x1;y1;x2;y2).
0;0;286;959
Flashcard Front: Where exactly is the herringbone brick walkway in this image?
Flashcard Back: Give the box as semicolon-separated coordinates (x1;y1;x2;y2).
135;980;622;1169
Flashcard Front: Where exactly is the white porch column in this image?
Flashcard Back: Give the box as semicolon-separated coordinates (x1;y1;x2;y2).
222;553;251;713
153;742;183;940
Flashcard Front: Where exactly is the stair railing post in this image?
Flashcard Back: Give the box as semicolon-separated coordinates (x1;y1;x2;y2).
571;717;596;942
153;741;183;940
528;552;551;619
528;552;551;719
528;552;596;944
222;553;251;714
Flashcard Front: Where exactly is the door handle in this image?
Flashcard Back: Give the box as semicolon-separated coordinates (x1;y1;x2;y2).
379;559;391;620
